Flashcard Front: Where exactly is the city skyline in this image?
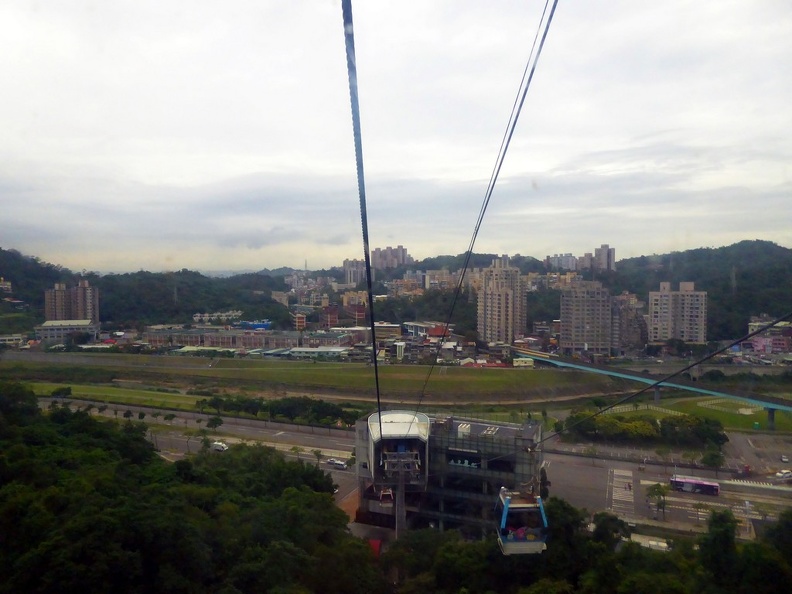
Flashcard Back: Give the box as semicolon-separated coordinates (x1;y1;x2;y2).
1;1;790;274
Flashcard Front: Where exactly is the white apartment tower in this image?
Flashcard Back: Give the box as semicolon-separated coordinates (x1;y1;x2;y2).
476;257;527;344
648;282;707;344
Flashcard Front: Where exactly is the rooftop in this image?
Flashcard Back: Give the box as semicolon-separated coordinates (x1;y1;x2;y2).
368;411;430;442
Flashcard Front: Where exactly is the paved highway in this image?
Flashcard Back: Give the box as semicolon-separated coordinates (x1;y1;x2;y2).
40;398;792;530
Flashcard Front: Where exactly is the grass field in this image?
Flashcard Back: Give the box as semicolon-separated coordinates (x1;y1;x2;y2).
608;396;792;432
10;353;791;430
30;382;202;411
4;353;630;403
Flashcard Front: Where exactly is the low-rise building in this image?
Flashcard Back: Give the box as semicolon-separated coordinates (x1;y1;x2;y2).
35;320;99;342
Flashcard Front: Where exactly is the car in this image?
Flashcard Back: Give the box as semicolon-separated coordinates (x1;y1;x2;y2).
332;461;348;470
781;455;789;463
210;441;229;452
325;458;339;465
775;469;792;479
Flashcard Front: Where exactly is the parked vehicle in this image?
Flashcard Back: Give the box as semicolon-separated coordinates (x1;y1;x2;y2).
211;441;229;452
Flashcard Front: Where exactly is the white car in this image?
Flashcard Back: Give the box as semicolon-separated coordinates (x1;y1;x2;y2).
781;455;789;463
775;469;792;479
211;441;229;452
325;458;339;465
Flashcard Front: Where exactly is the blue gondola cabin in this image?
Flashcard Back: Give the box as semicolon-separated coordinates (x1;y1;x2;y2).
496;486;548;555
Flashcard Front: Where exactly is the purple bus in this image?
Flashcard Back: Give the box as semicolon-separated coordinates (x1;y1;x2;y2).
669;474;720;495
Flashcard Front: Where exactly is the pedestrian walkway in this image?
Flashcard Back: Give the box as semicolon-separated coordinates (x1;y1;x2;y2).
609;468;635;517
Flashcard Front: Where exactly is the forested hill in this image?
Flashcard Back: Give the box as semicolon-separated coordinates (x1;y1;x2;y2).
3;240;791;338
0;248;291;329
609;240;792;339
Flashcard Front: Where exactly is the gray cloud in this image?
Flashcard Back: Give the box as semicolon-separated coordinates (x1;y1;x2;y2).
0;1;790;273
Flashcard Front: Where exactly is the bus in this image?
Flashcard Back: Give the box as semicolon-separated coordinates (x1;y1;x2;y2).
669;475;720;495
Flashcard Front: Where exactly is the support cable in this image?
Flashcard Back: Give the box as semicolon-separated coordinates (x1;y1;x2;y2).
414;0;560;411
341;0;383;438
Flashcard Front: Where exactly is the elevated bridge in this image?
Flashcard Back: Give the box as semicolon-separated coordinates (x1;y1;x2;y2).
512;348;792;427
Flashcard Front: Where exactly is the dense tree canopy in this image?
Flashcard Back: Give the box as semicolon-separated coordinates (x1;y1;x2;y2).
561;410;728;447
0;381;384;594
1;380;791;593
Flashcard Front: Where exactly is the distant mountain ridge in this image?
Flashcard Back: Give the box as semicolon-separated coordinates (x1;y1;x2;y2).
2;240;790;339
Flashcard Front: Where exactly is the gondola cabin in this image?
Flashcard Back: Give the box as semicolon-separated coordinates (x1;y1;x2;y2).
496;486;548;555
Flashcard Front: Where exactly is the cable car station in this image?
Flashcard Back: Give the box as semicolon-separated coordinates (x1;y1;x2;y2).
355;411;546;550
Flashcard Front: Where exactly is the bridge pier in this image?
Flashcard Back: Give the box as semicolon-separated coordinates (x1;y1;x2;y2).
653;386;661;404
766;408;776;431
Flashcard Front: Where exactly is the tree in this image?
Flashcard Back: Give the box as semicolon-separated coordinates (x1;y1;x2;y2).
682;450;701;466
646;483;669;520
540;466;551;499
138;411;146;421
655;446;671;473
51;386;72;398
123;409;133;419
736;542;792;594
312;449;323;465
591;511;630;549
163;413;176;424
519;578;574;594
701;449;725;478
206;416;223;430
761;508;792;559
207;396;224;414
699;509;739;588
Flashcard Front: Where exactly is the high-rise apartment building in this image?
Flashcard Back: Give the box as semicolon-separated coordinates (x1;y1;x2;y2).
44;280;100;324
559;280;612;355
71;280;100;323
476;256;527;344
370;245;414;270
648;282;707;344
343;258;369;285
594;244;616;272
612;291;648;354
544;253;578;271
44;283;69;321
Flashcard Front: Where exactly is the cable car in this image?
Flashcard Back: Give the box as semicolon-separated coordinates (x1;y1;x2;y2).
495;486;548;555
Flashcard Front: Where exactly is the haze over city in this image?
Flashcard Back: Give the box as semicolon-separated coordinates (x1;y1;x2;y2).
1;1;790;274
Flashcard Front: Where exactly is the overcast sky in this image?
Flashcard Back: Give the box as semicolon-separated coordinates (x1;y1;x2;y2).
1;1;790;274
